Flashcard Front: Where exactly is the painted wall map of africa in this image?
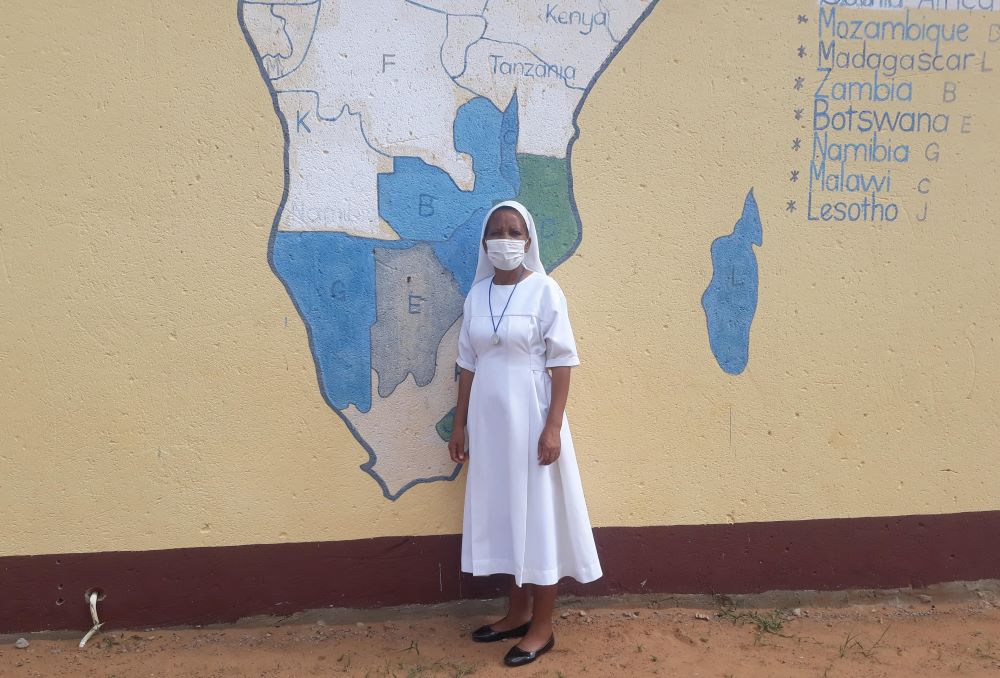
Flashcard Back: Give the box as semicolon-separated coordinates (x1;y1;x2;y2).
238;0;661;499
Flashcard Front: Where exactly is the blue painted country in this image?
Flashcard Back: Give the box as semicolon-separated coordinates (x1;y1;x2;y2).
271;95;521;411
701;189;763;375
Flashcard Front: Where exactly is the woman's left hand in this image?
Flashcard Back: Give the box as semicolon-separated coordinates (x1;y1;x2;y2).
537;423;561;465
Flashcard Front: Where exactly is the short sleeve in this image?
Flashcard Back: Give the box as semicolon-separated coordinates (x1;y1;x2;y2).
540;279;580;368
456;293;477;372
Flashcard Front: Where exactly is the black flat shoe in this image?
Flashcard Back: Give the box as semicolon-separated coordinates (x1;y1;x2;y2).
503;633;555;667
471;619;532;642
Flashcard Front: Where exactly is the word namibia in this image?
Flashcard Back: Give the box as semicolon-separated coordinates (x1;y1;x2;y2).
814;132;911;164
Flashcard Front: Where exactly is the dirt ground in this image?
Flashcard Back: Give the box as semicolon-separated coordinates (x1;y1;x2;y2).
4;582;1000;677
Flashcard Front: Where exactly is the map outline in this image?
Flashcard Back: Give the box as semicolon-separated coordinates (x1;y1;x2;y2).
236;0;663;500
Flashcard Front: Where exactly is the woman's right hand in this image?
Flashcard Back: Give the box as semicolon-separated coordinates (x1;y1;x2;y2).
449;424;467;464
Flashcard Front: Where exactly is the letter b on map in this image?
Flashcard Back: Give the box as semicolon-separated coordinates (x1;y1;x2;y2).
419;194;435;217
990;24;1000;43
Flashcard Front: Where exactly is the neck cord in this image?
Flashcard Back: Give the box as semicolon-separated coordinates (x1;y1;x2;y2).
488;268;526;344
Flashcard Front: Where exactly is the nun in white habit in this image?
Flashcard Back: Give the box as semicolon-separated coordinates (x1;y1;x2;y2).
448;199;602;667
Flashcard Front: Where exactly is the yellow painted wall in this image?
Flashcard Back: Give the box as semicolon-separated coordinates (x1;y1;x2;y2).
2;1;998;558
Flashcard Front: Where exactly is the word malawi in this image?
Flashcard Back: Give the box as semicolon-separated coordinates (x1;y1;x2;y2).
544;4;609;36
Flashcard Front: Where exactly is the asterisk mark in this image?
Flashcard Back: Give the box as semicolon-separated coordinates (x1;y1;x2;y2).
794;107;804;120
786;200;797;212
792;137;802;151
794;76;805;91
797;14;809;23
790;170;800;182
797;45;807;58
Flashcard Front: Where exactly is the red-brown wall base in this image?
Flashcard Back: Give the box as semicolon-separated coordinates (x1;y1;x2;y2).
5;510;999;634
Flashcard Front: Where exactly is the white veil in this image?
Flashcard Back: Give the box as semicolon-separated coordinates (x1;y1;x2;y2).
472;200;548;286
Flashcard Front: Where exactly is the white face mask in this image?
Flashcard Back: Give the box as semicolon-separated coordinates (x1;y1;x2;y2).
486;238;527;271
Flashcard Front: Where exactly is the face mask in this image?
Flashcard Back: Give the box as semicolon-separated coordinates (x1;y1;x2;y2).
486;238;527;271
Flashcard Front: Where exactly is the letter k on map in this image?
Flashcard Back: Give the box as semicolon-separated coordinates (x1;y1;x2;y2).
238;0;658;499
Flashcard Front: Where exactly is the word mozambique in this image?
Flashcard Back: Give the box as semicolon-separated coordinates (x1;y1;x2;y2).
819;7;970;46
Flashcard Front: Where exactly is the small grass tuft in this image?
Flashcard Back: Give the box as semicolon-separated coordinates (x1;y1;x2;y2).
838;624;891;659
718;605;793;635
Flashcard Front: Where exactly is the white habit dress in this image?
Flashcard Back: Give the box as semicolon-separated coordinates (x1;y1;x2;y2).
457;200;603;587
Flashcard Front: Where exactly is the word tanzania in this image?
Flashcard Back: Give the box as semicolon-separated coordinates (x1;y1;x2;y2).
489;54;578;83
